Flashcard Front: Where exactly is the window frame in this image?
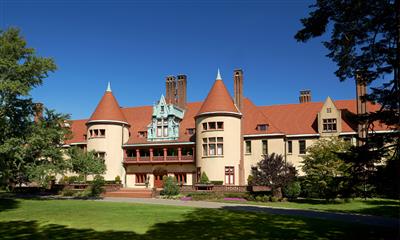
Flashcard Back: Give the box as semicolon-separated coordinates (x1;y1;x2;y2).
299;140;306;155
245;141;252;154
224;166;234;185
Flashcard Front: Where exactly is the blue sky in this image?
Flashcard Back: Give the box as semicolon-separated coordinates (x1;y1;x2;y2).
2;0;358;119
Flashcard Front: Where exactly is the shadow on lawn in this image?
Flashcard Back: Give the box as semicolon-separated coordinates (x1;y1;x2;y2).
0;198;19;212
0;208;397;240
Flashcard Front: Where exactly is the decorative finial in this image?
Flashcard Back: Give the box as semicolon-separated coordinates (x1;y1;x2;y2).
216;68;222;80
106;82;112;92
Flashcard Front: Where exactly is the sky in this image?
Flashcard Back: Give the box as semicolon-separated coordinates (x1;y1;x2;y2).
2;0;359;120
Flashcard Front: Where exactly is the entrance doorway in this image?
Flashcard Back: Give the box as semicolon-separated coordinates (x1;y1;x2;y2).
154;175;164;188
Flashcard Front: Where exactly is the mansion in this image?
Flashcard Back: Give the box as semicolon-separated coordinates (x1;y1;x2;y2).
64;69;387;188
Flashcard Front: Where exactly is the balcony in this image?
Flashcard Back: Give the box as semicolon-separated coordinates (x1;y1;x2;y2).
124;154;194;164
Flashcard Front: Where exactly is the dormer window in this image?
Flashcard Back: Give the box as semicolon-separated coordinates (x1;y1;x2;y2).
257;124;268;131
160;106;165;113
186;128;195;135
138;131;147;138
327;108;332;113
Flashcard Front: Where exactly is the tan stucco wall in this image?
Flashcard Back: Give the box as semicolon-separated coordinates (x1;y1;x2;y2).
195;115;241;185
86;123;129;181
243;137;285;184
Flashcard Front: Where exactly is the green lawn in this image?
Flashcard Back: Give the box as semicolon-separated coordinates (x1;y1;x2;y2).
219;198;400;218
0;198;398;239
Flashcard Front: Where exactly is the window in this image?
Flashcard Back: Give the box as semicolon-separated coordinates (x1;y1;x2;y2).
94;129;99;137
209;138;216;155
217;137;223;155
327;108;332;113
163;126;168;137
160;106;165;113
203;137;223;156
100;129;106;137
202;138;208;156
225;166;234;185
202;123;208;131
95;152;105;159
217;122;224;129
257;124;268;131
288;141;293;154
245;141;252;154
208;122;216;130
299;140;306;154
262;140;268;155
157;126;162;137
323;118;337;132
174;173;187;184
135;173;146;184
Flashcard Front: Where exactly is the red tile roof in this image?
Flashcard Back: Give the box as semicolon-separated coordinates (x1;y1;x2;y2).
88;91;128;124
196;80;240;117
66;98;389;145
259;99;387;135
65;119;87;144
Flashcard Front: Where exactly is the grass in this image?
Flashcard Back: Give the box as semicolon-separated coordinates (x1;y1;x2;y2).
218;198;400;218
0;198;398;239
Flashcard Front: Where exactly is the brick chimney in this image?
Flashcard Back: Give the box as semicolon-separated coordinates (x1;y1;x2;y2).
165;76;176;104
299;90;312;103
233;69;243;111
176;74;187;109
34;102;44;122
356;76;367;144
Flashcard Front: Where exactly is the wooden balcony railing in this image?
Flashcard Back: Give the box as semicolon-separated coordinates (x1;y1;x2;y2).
124;154;194;164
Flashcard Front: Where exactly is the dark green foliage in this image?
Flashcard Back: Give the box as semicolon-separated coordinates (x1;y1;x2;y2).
283;181;301;200
161;176;179;196
90;175;105;197
373;158;400;199
210;181;223;185
186;192;219;201
295;0;399;197
0;28;70;188
114;175;121;184
67;147;106;182
199;172;210;184
302;138;352;200
250;153;297;198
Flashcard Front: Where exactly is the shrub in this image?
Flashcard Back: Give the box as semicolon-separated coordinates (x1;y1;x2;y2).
115;175;121;184
161;176;180;196
59;176;69;184
210;181;223;185
255;195;263;202
186;192;218;201
283;181;301;200
223;192;247;198
68;175;84;184
270;196;279;202
89;175;105;197
200;172;210;184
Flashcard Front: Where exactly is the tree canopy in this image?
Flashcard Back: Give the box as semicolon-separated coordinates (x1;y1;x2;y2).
0;28;69;187
295;0;399;158
67;147;106;182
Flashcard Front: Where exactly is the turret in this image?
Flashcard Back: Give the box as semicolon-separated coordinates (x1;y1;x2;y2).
86;82;130;182
195;69;242;185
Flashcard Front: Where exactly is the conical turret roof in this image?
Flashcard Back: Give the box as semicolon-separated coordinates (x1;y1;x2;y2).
87;83;128;124
196;71;240;117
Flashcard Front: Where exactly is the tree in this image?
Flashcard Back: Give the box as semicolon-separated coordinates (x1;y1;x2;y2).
67;147;106;182
250;153;297;198
199;172;210;184
295;0;399;197
301;138;352;200
0;27;69;188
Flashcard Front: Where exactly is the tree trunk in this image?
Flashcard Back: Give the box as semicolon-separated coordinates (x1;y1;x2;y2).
272;187;283;199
